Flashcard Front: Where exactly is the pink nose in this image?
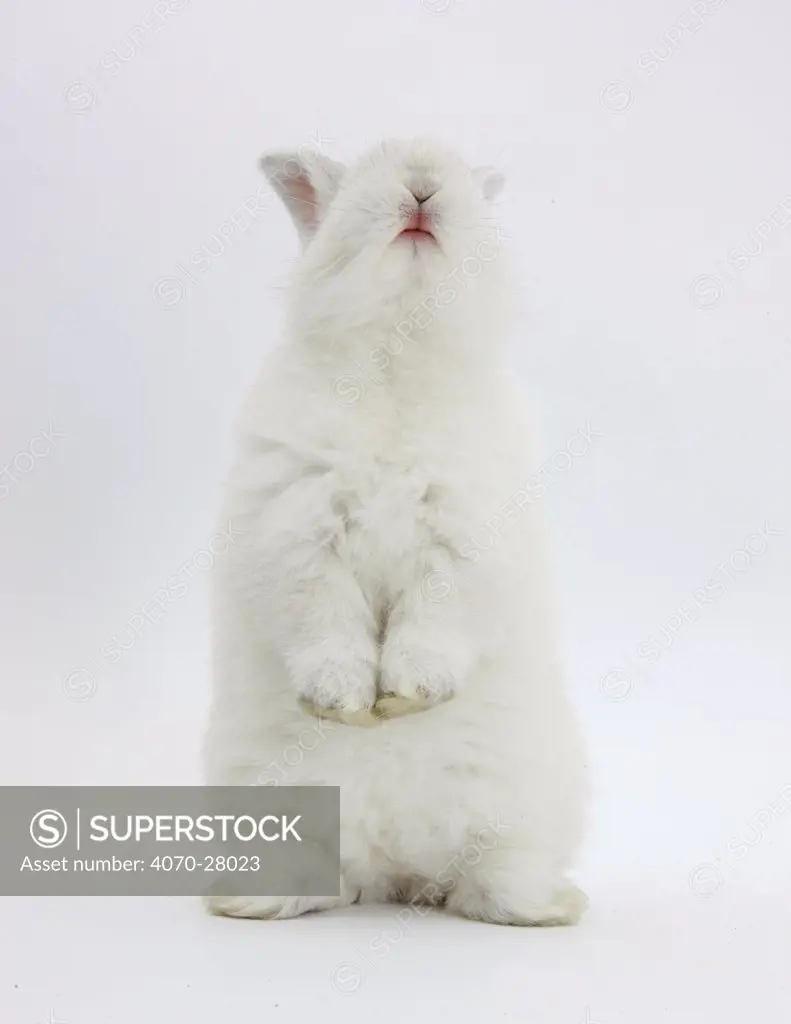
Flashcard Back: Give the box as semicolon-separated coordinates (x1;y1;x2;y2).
403;209;428;231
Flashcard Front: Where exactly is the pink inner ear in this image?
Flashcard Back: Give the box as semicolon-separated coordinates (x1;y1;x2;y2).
287;172;318;214
262;153;326;240
277;166;320;237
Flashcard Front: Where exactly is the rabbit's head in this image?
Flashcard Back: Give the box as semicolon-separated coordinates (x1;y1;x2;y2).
260;138;507;335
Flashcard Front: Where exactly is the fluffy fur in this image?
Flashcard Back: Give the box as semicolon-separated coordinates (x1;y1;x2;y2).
202;138;588;924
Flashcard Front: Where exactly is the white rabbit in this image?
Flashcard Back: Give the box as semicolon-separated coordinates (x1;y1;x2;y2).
202;138;588;924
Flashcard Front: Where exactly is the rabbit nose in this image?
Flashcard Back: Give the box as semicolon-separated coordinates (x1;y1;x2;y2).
407;179;438;204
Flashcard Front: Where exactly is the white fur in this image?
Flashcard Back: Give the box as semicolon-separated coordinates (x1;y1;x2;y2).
203;138;588;925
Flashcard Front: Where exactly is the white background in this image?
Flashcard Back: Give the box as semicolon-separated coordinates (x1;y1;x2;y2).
2;0;790;1020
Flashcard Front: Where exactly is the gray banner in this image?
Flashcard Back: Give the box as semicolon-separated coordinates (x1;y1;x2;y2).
1;786;340;897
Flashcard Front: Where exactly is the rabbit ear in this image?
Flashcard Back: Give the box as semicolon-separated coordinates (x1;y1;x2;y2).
473;166;505;202
259;150;346;244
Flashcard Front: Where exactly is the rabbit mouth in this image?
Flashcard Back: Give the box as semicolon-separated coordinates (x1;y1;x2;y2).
396;207;437;244
398;227;435;241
